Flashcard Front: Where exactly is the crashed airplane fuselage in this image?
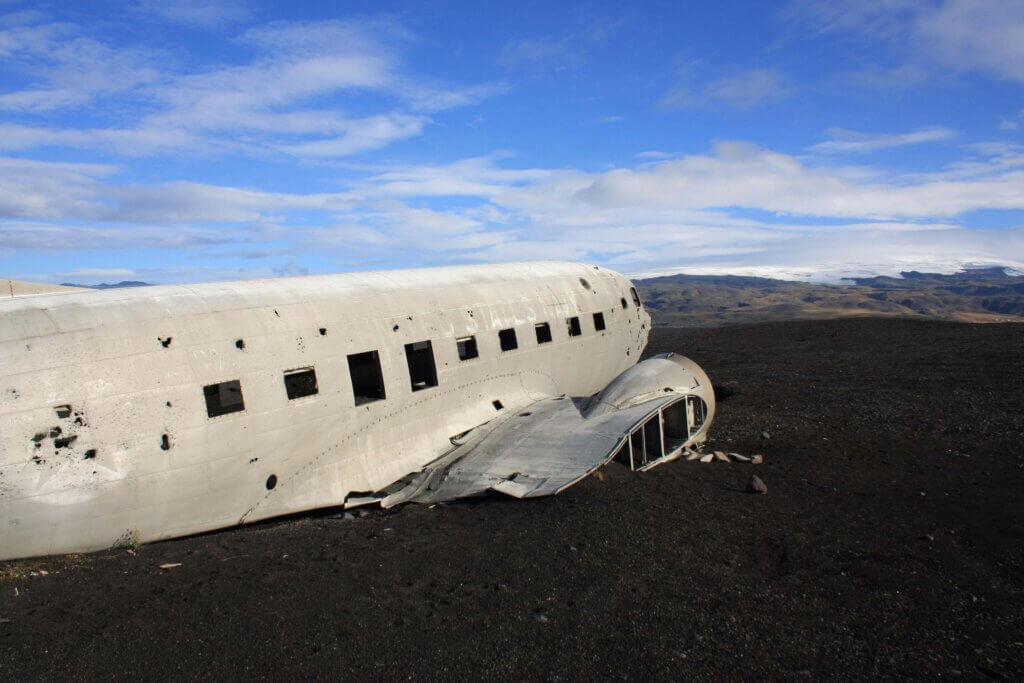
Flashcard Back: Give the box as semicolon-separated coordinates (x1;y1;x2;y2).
0;262;714;560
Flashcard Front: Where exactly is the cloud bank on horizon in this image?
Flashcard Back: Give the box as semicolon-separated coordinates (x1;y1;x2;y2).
1;0;1023;284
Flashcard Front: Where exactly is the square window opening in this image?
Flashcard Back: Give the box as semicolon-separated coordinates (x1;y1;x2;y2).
535;322;552;344
405;340;438;392
567;316;582;337
593;312;606;331
499;328;518;351
457;335;479;361
284;367;318;400
347;350;386;405
204;379;245;418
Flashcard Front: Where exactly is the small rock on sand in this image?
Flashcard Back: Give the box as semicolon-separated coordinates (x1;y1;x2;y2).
748;475;767;494
751;455;764;465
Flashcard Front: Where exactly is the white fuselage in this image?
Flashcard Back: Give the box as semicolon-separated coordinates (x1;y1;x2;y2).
0;262;650;560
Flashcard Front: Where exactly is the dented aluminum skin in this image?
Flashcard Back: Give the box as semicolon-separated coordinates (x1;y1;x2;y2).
0;261;713;560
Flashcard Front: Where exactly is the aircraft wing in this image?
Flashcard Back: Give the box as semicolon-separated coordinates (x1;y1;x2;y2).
381;392;690;506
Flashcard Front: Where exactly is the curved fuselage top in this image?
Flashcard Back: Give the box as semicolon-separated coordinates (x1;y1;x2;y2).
0;261;650;559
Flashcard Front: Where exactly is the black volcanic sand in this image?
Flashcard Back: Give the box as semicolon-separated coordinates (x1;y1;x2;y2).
2;318;1022;680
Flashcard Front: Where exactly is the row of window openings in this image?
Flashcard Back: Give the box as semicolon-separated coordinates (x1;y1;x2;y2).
203;311;610;417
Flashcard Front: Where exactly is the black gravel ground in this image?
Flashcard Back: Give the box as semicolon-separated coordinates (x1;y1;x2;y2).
2;318;1022;680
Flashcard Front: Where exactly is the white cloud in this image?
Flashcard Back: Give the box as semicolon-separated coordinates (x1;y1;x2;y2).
0;16;503;159
274;114;427;157
0;20;159;112
0;156;116;219
0;219;260;251
660;67;792;110
15;263;281;286
0;123;203;155
328;146;1024;276
704;68;793;109
500;37;582;69
568;143;1024;219
809;126;956;153
3;143;1023;282
915;0;1024;84
137;0;251;28
787;0;1024;85
499;19;617;73
843;64;930;88
634;150;674;159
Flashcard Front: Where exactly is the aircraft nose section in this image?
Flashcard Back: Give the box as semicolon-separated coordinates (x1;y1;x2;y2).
584;353;715;423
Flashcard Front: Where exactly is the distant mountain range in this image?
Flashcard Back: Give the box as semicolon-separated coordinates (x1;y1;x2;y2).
60;281;151;289
57;268;1024;327
636;266;1024;327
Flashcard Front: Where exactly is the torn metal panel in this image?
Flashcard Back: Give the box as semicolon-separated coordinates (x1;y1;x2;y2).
383;394;682;505
382;353;715;506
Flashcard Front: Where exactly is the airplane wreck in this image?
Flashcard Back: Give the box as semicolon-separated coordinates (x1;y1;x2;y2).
0;262;714;560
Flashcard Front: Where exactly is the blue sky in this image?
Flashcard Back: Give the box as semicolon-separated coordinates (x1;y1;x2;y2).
1;0;1023;284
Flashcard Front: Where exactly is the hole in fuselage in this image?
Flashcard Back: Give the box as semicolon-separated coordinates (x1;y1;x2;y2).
266;474;278;490
492;400;504;410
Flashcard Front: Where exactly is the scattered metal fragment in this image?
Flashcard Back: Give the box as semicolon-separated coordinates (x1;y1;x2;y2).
699;453;714;463
159;563;182;570
751;454;764;464
748;474;768;494
713;451;730;462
